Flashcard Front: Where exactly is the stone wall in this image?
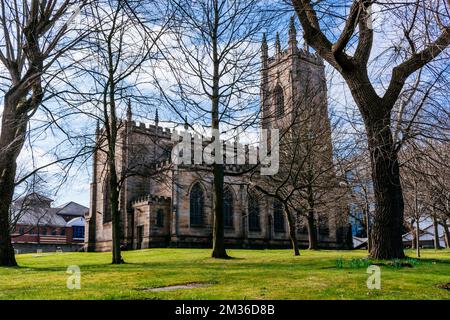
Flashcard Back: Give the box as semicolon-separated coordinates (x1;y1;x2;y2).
86;25;348;252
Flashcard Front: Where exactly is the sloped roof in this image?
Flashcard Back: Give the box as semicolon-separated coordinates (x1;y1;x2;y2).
15;192;54;206
12;207;67;227
56;202;88;216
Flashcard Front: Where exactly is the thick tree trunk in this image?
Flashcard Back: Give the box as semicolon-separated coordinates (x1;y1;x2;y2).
211;163;228;258
285;207;299;256
0;103;27;266
0;160;18;266
306;211;318;250
365;116;405;259
339;70;405;259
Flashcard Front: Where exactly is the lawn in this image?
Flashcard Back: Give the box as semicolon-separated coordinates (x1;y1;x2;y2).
0;248;449;300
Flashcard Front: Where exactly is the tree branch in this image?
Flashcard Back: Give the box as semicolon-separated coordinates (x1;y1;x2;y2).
383;25;450;107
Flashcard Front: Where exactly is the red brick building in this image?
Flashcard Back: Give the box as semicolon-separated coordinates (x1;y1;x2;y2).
11;193;88;253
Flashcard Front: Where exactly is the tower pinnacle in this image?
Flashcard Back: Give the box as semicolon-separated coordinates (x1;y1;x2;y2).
126;99;132;122
261;33;268;59
275;32;281;57
289;16;296;38
184;115;189;130
288;16;298;54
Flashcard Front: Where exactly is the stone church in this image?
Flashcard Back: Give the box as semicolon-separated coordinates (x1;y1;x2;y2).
85;21;349;252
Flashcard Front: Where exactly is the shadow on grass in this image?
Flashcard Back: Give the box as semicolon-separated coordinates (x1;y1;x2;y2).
11;258;315;274
209;255;244;260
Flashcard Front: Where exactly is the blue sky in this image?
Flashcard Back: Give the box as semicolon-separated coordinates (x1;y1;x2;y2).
3;1;447;208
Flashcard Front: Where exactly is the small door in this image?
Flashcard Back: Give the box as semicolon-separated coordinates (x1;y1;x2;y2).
136;226;144;249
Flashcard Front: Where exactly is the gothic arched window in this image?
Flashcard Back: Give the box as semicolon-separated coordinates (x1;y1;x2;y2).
103;175;112;223
190;183;204;226
223;187;234;228
273;200;285;233
273;85;284;118
248;193;261;231
156;209;164;227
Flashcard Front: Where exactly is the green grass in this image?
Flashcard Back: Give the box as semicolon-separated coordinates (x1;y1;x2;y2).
0;248;449;300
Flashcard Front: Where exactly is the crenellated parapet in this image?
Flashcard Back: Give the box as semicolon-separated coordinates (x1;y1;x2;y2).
126;120;173;138
266;47;323;66
132;194;171;206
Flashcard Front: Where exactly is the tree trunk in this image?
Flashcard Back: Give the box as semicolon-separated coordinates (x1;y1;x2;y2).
285;207;299;256
0;103;27;266
306;210;318;250
432;212;441;250
107;56;124;265
365;115;405;259
0;157;19;267
211;163;228;258
109;167;124;264
364;203;371;252
441;220;450;249
415;219;420;258
0;159;18;266
411;225;416;249
210;0;228;259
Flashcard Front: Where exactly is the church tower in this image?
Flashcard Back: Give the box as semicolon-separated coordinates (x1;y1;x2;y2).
260;16;329;136
260;17;343;246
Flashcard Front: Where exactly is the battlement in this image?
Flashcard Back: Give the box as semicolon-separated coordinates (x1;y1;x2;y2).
171;134;266;174
267;48;323;66
126;120;173;137
175;162;256;174
132;194;171;205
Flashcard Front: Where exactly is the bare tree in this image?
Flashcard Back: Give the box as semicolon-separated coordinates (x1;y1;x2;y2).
0;0;89;266
75;0;169;263
402;162;426;258
162;0;275;258
291;0;450;259
401;140;450;253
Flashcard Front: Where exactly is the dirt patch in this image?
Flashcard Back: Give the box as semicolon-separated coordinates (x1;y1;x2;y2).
437;283;450;290
140;282;212;292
